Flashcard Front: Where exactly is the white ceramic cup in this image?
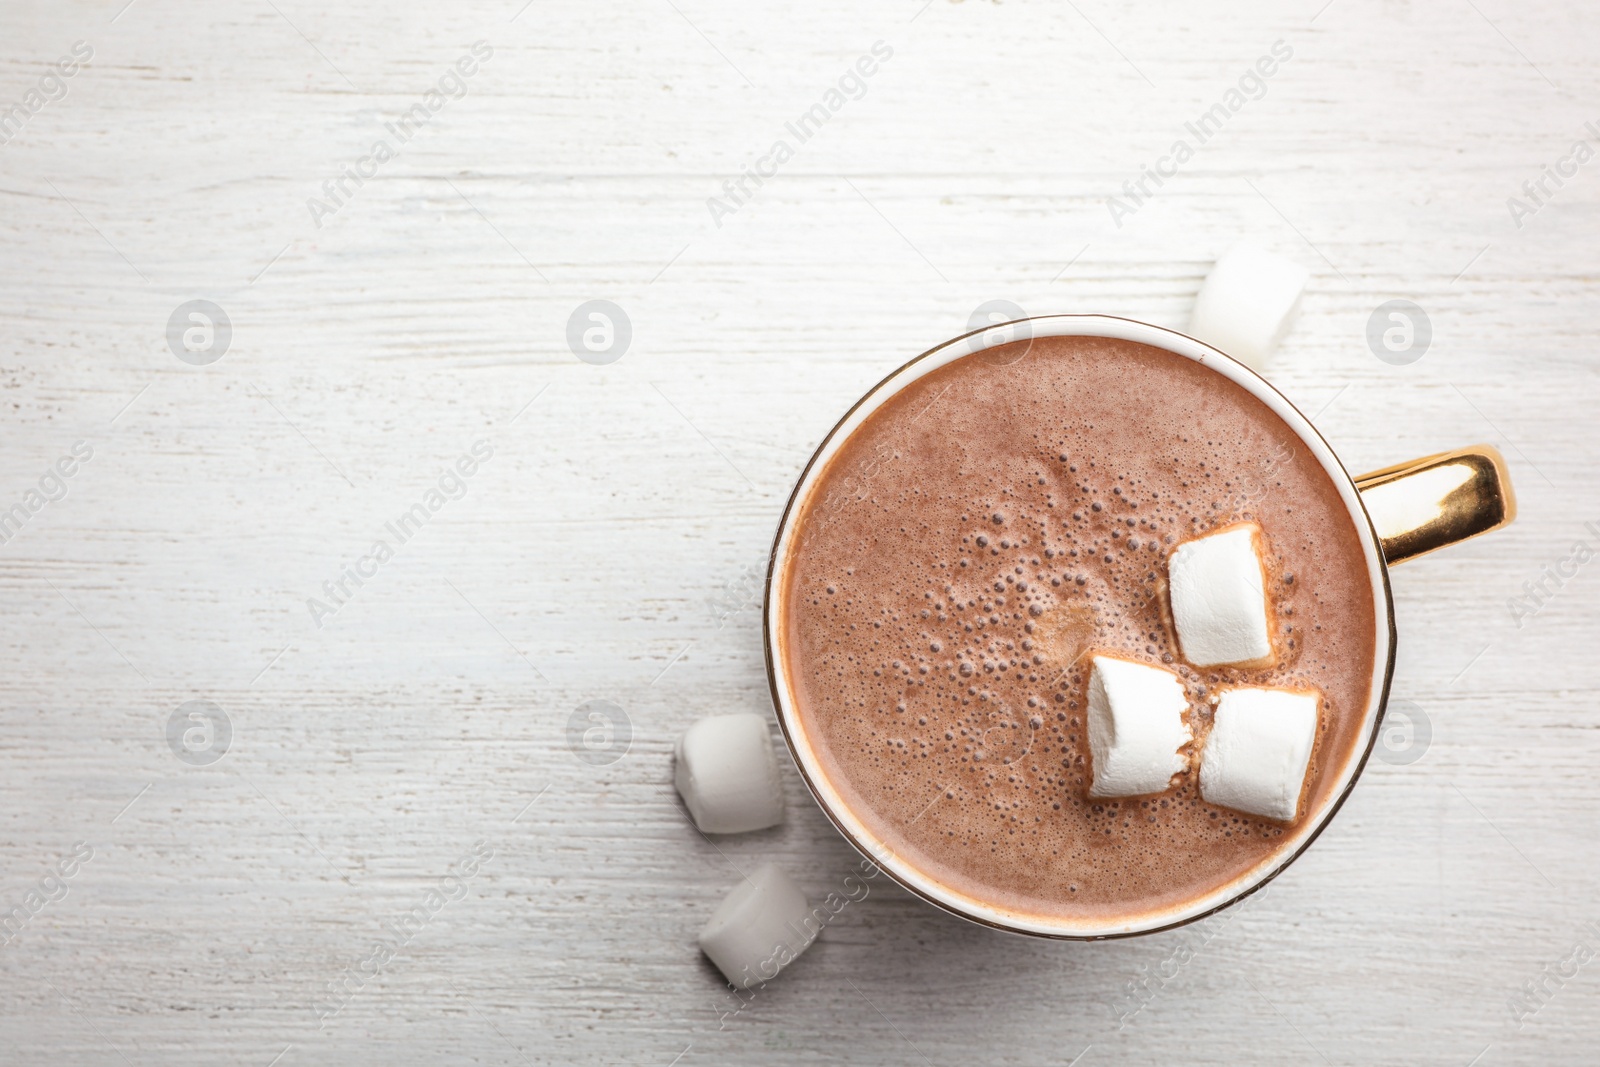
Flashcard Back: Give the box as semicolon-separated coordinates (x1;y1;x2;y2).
763;314;1514;939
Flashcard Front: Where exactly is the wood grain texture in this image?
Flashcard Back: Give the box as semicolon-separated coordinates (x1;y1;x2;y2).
1;0;1597;1063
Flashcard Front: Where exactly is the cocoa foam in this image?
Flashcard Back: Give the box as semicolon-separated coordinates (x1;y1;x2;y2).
778;335;1376;923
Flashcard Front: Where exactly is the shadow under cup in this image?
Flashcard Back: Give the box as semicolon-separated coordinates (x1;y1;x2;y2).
763;314;1514;939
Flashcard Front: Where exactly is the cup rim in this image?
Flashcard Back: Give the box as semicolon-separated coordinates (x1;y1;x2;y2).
762;313;1398;940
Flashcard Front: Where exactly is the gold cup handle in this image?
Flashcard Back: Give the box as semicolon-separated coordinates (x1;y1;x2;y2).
1353;445;1517;566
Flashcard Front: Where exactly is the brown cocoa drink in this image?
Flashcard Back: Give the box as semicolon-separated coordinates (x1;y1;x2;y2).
778;335;1376;923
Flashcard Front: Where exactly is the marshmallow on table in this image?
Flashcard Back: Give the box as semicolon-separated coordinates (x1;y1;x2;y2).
1199;686;1320;822
699;862;817;989
1087;655;1192;798
1168;523;1275;669
1187;242;1310;373
675;713;785;834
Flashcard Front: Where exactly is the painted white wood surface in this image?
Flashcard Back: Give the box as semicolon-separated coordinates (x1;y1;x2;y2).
1;0;1597;1063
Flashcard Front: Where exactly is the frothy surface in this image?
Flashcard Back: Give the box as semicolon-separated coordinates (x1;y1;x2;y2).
778;336;1377;924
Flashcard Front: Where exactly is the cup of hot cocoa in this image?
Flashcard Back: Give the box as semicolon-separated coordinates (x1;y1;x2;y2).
763;315;1514;938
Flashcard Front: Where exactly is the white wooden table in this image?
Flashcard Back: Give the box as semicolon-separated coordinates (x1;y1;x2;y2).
1;0;1597;1063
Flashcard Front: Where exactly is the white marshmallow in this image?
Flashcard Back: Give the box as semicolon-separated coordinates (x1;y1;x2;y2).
1087;655;1191;798
1199;686;1319;822
1168;524;1275;669
675;713;785;834
699;863;818;988
1187;242;1310;373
